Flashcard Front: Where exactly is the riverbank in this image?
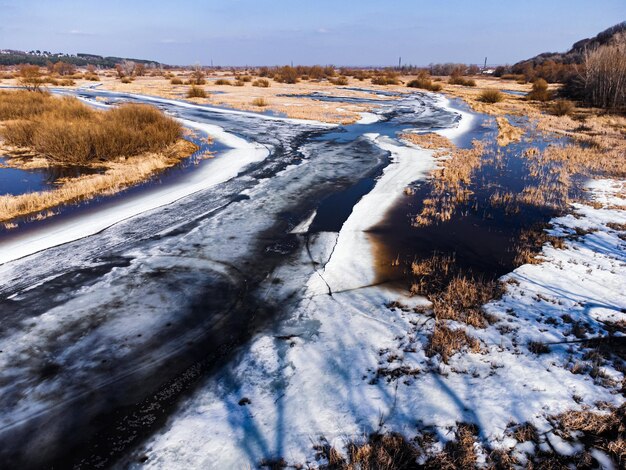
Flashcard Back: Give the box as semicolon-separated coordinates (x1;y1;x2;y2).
116;82;626;468
0;138;198;225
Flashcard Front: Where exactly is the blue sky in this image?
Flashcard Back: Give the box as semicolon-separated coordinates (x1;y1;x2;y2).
0;0;624;66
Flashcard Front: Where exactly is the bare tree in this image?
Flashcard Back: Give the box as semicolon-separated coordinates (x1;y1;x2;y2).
580;33;626;109
189;64;206;85
18;64;45;91
134;63;146;76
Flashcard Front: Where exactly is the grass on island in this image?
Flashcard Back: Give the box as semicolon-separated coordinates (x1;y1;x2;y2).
313;404;625;469
0;90;182;164
0;90;198;223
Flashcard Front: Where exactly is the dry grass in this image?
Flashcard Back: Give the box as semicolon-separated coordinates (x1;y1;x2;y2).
414;140;486;226
0;139;197;223
315;433;420;469
495;116;524;146
478;89;504;103
427;322;481;363
551;99;575;116
252;78;271;88
400;132;454;151
251;97;268;107
186;85;207;98
553;405;626;465
431;275;500;328
0;91;181;164
425;424;479;469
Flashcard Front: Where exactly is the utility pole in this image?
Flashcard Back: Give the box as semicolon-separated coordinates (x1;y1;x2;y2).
398;56;402;69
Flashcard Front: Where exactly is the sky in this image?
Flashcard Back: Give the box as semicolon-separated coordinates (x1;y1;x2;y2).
0;0;624;66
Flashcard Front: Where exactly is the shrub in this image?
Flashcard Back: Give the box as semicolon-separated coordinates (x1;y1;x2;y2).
214;79;231;85
170;77;183;85
252;78;270;88
448;75;476;86
330;76;349;85
274;66;299;84
251;97;268;107
526;78;552;101
186;85;207;98
501;74;525;81
478;89;504;103
551;99;575;116
371;73;400;85
188;66;206;85
18;64;45;91
407;74;442;92
234;79;245;86
120;77;133;84
0;93;181;164
239;75;252;82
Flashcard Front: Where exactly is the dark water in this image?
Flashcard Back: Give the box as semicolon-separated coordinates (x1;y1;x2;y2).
0;157;103;197
370;116;571;287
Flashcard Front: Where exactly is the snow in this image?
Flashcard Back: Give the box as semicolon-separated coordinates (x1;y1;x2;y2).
130;175;625;467
0;121;269;265
433;95;475;142
308;133;437;293
356;112;382;124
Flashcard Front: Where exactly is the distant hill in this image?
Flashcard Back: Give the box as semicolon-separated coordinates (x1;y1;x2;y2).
513;21;626;69
0;49;163;68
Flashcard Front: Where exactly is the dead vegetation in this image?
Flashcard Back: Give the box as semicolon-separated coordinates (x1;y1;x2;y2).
478;89;503;103
0;139;197;223
414;140;486;227
426;323;481;364
309;405;625;469
495;116;523;146
400;132;453;151
0;91;182;164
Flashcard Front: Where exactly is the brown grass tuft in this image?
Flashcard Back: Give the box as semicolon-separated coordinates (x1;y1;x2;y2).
251;97;269;107
187;85;207;98
252;78;271;88
478;89;504;103
427;322;481;363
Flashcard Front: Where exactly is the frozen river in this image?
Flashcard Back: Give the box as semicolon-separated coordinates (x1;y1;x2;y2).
0;88;471;467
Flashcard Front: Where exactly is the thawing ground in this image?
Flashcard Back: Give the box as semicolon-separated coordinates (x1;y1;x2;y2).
0;88;467;467
1;88;623;468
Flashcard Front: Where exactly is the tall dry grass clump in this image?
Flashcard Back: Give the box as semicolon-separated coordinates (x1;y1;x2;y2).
252;78;270;88
551;99;575;116
496;116;524;146
251;97;268;107
427;322;481;363
0;91;182;164
414;140;486;226
478;89;504;103
186;85;207;98
526;78;552;101
407;71;442;92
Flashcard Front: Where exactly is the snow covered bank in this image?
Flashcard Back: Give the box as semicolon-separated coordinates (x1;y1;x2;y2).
309;134;437;292
129;178;625;468
433;95;475;143
0;121;269;265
